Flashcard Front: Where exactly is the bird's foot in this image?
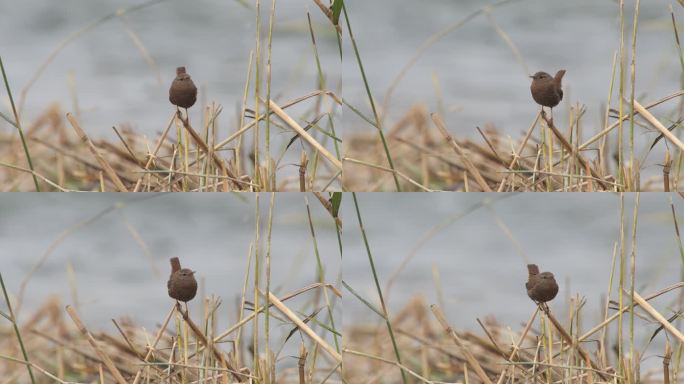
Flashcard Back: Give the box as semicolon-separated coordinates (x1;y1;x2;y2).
534;301;551;314
539;110;554;127
541;302;551;315
174;109;189;127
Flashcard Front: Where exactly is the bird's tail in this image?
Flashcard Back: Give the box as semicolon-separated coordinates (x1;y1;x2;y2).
527;264;539;276
170;257;181;273
554;69;566;85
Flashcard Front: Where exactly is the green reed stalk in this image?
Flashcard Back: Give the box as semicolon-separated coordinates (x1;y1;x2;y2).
265;192;275;382
304;196;341;352
265;0;276;190
342;4;401;191
351;193;407;383
0;57;40;191
0;273;36;384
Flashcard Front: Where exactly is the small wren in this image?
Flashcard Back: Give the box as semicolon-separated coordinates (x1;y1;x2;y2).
525;264;558;303
169;66;197;111
167;257;197;303
530;70;565;111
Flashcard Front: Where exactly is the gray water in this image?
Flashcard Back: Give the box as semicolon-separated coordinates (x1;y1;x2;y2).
342;193;683;369
0;0;341;141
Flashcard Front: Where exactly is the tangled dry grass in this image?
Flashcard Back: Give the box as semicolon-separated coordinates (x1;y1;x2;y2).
0;97;342;192
1;287;342;383
343;97;684;192
343;293;683;384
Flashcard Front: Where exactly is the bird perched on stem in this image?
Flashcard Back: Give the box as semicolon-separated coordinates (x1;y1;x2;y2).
529;69;566;115
525;264;558;307
167;257;197;311
169;66;197;116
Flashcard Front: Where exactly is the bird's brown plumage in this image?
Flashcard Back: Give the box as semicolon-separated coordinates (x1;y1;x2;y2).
167;257;197;303
526;264;558;303
169;66;197;109
530;69;565;109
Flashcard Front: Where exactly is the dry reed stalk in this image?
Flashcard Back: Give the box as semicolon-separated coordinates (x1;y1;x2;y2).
175;302;240;383
630;98;684;152
571;90;684;157
66;113;128;191
298;342;307;384
300;150;308;192
664;151;672;192
267;99;342;171
494;308;540;384
539;111;609;190
132;112;176;192
343;157;433;191
176;112;242;191
628;290;684;343
130;305;175;384
539;305;610;381
663;342;672;384
431;113;493;192
430;304;494;384
65;305;128;384
266;291;342;363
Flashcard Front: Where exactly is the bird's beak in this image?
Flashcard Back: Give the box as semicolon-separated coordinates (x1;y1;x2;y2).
529;75;534;79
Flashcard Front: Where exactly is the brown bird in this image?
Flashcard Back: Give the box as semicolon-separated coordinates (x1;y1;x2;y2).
529;70;565;112
167;257;197;304
169;66;197;112
525;264;558;303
